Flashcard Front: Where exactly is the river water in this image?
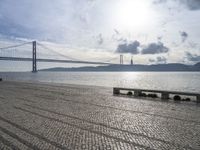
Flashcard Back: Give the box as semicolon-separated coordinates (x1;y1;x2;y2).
1;72;200;93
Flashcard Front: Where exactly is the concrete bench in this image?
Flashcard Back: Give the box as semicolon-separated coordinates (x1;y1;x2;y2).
113;87;200;103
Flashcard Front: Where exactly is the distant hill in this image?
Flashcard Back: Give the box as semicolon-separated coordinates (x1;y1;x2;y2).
40;62;200;72
193;62;200;68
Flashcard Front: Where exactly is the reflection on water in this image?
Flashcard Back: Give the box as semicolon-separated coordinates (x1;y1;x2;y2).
0;72;200;92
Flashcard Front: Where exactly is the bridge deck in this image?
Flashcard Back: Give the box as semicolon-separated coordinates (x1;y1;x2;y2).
0;56;112;65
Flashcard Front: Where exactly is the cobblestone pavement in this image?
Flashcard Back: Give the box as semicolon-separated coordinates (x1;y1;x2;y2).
0;81;200;150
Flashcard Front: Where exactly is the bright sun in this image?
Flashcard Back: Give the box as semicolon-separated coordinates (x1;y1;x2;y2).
112;0;153;31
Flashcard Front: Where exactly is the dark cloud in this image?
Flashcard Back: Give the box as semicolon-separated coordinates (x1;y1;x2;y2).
96;34;103;45
153;0;200;10
157;36;163;41
116;41;140;54
157;56;167;63
186;52;200;62
141;42;169;54
184;0;200;10
153;0;167;4
0;17;41;39
180;31;188;43
149;56;167;64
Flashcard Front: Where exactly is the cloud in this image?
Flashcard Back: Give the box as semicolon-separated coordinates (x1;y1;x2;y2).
153;0;167;4
149;56;167;64
116;41;140;54
157;56;167;62
112;29;127;42
0;0;102;44
153;0;200;10
96;34;103;45
184;0;200;10
180;31;188;43
157;36;163;41
188;41;198;49
0;1;71;40
114;29;120;35
141;42;169;54
186;52;200;62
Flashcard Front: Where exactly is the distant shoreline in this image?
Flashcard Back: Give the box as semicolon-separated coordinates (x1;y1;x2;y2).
40;62;200;72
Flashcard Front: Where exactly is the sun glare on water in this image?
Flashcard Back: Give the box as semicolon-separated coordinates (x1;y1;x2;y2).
112;0;155;31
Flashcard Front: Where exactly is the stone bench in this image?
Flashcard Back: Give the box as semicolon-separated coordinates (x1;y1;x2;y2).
113;87;200;103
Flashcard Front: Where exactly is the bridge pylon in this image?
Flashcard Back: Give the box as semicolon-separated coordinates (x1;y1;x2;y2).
32;41;37;73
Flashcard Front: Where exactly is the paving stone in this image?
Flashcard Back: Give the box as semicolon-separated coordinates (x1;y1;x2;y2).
0;81;199;150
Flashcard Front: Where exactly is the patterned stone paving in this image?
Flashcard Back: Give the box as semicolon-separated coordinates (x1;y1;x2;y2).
0;81;200;150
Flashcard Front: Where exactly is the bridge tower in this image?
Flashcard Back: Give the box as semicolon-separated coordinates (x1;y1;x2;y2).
131;56;133;65
32;41;37;72
120;55;123;65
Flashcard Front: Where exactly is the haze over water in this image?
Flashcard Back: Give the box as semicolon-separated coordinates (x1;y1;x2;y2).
1;72;200;93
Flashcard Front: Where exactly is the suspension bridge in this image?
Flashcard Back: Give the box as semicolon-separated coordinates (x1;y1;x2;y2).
0;41;116;72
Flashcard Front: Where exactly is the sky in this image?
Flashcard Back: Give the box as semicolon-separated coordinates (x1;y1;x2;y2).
0;0;200;66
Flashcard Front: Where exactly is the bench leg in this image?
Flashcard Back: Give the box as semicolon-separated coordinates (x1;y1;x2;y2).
134;90;141;97
197;95;200;103
113;88;120;95
161;93;169;100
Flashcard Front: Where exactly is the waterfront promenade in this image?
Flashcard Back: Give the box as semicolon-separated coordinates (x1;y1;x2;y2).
0;81;200;149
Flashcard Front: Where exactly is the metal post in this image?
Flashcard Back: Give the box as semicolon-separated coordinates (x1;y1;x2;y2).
120;55;123;65
161;92;169;100
134;90;141;97
197;95;200;103
32;41;37;73
113;88;120;95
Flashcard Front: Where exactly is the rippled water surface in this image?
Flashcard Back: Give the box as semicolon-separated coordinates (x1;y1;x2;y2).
0;72;200;92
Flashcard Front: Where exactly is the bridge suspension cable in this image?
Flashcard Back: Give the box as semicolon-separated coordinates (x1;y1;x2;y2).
37;42;80;61
0;40;115;72
105;57;119;63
